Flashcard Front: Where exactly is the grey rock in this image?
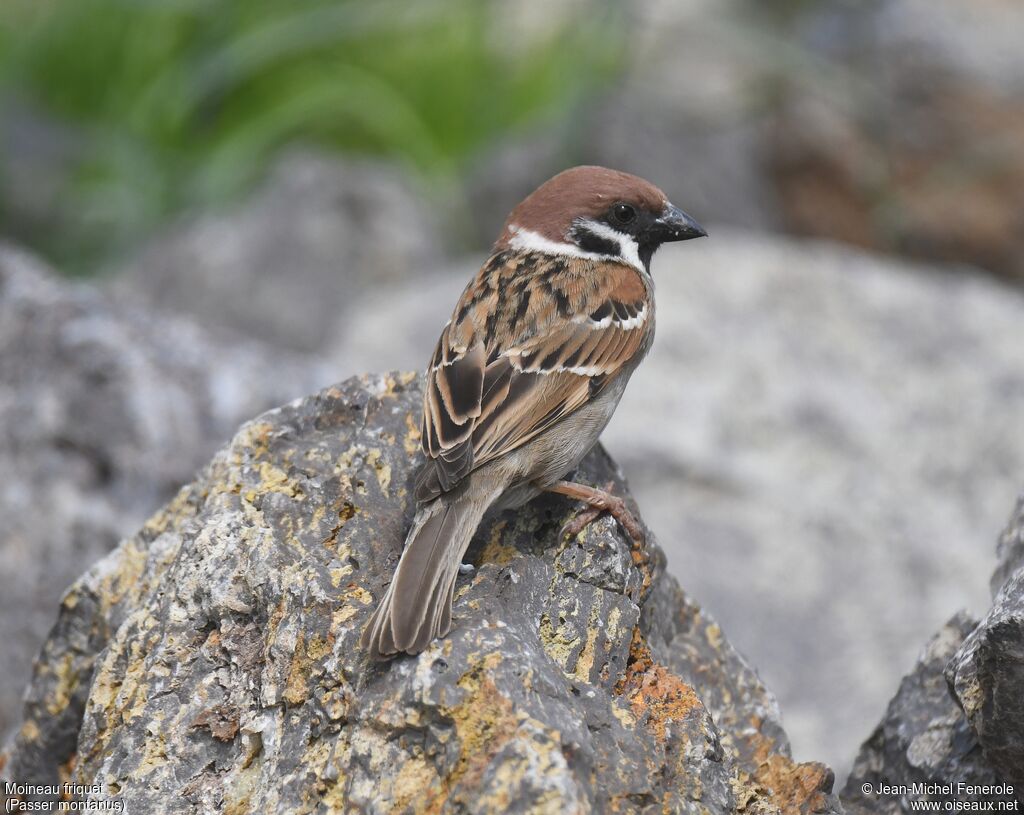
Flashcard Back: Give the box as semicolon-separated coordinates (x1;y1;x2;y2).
992;494;1024;597
841;613;1013;814
2;372;839;813
946;500;1024;786
842;497;1024;811
113;150;443;351
327;229;1024;776
0;244;328;743
0;100;85;259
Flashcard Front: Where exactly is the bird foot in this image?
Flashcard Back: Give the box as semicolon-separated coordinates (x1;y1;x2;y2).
559;506;605;541
548;479;645;546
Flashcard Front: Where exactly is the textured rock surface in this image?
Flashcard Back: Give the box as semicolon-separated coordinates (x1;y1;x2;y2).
113;150;443;351
993;495;1024;598
842;497;1024;812
840;613;1009;813
946;496;1024;787
328;229;1024;773
2;372;839;813
0;244;328;743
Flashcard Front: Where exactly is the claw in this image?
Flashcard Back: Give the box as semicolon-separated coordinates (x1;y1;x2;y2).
559;507;604;541
555;480;645;546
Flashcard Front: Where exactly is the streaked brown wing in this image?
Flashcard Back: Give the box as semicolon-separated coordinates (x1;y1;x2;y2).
416;257;650;502
419;322;485;497
470;319;648;462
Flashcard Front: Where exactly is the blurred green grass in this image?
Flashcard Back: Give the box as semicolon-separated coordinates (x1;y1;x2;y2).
0;0;626;273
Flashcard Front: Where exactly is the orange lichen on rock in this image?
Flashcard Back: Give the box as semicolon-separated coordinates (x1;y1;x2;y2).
191;705;241;743
616;627;701;741
745;728;835;815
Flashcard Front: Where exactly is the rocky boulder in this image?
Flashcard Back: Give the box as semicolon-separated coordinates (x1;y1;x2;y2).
2;372;839;813
842;496;1024;812
112;151;443;352
945;496;1024;786
0;244;328;743
328;229;1024;774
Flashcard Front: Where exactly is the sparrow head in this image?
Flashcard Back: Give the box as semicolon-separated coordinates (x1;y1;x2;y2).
495;165;706;273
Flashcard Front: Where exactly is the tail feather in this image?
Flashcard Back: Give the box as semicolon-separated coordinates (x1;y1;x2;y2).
362;483;500;659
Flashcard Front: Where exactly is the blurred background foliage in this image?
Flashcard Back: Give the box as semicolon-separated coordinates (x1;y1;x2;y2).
0;0;625;273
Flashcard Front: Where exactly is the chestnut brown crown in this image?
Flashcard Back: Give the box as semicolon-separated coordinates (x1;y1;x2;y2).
494;165;706;271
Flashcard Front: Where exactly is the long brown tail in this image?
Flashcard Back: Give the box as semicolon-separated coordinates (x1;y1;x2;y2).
361;483;501;659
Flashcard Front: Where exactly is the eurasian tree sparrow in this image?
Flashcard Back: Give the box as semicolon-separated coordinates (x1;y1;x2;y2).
363;166;706;659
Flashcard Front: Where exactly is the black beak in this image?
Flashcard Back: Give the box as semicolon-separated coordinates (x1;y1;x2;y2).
650;203;707;243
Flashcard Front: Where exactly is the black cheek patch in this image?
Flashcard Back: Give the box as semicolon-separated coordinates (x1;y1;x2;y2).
573;224;620;257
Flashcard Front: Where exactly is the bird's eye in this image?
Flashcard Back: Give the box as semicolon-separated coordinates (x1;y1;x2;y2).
611;202;637;226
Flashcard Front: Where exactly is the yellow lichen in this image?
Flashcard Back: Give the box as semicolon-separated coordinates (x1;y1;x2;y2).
133;714;168;776
46;653;78;716
706;622;723;652
572;602;603;683
282;632;332;706
19;719;40;742
605;606;623;646
233;421;275;459
538;612;580;672
611;700;636;729
366;449;392;494
309;505;326;531
282;641;311;706
243;460;300;503
403;412;422;456
392;753;440;811
139;485;199;538
480;521;518;566
332;588;371;627
102;539;148;610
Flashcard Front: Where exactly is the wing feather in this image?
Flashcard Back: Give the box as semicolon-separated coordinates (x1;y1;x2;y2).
415;256;652;501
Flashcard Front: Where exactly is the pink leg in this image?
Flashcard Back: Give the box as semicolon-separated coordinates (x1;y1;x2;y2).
545;480;645;545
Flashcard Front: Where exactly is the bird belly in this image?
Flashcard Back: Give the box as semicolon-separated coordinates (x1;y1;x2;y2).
490;372;631;511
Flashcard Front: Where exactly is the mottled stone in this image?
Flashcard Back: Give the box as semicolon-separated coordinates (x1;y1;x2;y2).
113;150;442;352
992;494;1024;598
841;495;1024;811
2;373;839;813
946;500;1024;787
766;0;1024;281
329;229;1024;774
841;613;1010;813
0;244;328;743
